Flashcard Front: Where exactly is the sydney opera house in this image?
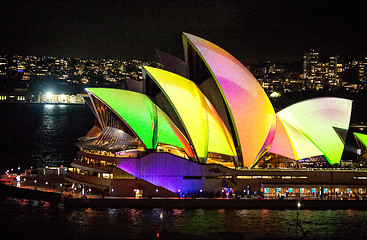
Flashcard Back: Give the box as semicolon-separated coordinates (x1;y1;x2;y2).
66;33;367;198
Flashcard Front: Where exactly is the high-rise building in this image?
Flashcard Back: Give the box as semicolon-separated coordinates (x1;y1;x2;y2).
318;56;339;88
303;50;319;83
327;57;338;85
358;57;366;83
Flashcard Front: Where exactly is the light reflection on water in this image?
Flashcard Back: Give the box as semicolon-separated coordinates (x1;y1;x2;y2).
0;103;94;171
1;196;367;240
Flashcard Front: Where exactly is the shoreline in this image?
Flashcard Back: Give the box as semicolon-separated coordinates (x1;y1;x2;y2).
2;183;367;210
0;101;84;105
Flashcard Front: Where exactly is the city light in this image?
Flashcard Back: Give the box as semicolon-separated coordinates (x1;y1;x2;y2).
46;92;53;99
270;92;281;98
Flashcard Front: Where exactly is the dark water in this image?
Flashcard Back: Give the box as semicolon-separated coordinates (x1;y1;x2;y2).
1;197;367;240
1;103;367;240
0;103;94;172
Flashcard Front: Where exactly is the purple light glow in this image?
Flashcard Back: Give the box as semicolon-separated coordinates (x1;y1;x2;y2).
117;152;205;193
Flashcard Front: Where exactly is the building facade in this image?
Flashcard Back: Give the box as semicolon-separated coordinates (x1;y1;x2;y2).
66;33;363;198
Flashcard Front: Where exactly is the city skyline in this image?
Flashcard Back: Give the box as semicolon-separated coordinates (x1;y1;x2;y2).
0;0;366;64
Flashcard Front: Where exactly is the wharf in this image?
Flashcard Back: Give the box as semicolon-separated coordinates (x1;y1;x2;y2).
1;182;367;210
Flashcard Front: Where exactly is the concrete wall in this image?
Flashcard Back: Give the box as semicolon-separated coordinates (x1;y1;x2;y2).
66;170;111;187
110;179;176;197
117;153;206;194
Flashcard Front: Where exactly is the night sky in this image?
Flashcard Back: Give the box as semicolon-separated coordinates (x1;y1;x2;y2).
0;0;366;64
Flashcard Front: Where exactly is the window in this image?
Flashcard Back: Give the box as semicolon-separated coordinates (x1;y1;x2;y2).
218;176;233;179
102;173;112;178
354;176;367;179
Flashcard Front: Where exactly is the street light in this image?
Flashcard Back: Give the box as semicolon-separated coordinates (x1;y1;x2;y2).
16;175;21;187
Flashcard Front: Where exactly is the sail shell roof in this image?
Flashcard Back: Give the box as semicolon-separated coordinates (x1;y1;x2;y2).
87;88;193;156
144;66;236;163
182;33;276;167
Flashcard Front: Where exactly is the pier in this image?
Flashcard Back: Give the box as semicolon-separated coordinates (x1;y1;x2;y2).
2;174;367;210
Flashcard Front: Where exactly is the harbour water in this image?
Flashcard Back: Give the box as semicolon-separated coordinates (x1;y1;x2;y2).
1;103;367;239
1;196;367;240
0;103;94;172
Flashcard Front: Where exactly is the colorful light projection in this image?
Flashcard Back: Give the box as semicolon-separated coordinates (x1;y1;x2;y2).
354;133;367;148
354;132;367;155
86;34;353;169
269;115;323;160
117;152;205;194
86;88;192;156
182;33;276;168
143;66;236;163
276;98;352;165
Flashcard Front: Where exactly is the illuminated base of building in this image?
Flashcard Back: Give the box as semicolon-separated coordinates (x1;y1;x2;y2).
65;150;367;198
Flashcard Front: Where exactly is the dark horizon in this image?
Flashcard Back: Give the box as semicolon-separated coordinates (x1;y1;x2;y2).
0;0;366;64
